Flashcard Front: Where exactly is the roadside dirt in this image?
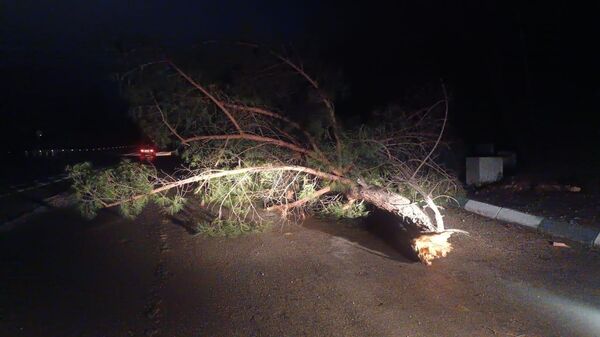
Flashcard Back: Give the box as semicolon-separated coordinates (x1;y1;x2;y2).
1;204;599;336
471;186;600;229
470;164;600;229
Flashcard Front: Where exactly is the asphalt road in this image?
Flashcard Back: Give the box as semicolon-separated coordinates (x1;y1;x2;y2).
0;150;130;188
1;201;599;336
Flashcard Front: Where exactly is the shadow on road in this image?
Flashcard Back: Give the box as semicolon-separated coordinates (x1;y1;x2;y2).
363;208;422;262
302;209;420;264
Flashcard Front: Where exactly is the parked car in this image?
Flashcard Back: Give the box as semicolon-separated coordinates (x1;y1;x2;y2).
138;145;157;161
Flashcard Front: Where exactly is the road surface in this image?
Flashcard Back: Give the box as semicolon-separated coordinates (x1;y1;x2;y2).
1;200;599;336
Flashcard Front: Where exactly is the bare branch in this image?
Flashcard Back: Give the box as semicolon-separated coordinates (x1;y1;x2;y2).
183;134;312;155
228;41;341;161
168;61;244;134
270;52;342;161
223;103;337;170
153;96;188;145
410;80;449;180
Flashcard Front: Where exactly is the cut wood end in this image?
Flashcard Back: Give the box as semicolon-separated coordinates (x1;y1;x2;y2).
412;231;455;266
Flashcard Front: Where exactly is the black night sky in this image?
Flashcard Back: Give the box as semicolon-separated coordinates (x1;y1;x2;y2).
2;1;599;161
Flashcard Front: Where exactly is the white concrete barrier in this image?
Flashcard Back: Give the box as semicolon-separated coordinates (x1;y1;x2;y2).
466;157;503;185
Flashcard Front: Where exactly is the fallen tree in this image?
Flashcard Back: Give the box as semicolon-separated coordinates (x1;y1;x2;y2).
69;47;465;265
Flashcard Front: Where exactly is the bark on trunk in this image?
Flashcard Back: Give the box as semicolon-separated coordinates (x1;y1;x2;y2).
350;184;455;265
351;185;437;233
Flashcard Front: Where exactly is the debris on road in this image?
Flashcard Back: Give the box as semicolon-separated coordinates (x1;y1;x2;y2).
549;241;570;248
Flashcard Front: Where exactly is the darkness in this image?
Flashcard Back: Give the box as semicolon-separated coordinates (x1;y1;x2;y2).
2;0;599;162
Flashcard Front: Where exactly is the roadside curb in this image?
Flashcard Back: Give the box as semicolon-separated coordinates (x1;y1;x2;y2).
456;197;600;249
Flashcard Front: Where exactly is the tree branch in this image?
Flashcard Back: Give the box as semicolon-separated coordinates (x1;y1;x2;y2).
183;134;312;155
168;61;244;134
266;186;332;212
166;62;339;173
223;103;336;171
106;165;352;208
271;52;342;161
232;41;342;160
410;80;449;180
153;96;188;145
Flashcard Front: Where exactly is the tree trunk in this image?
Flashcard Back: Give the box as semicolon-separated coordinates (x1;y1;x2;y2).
351;185;436;232
350;184;455;265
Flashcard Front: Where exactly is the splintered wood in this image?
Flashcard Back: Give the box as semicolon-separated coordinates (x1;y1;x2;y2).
412;232;454;266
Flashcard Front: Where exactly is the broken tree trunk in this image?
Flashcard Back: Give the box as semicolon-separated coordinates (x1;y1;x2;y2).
351;184;436;232
349;184;457;265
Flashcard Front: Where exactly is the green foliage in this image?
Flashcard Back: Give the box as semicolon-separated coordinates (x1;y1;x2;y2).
155;194;187;215
67;162;105;218
319;200;369;219
297;177;317;201
329;180;352;194
67;160;184;219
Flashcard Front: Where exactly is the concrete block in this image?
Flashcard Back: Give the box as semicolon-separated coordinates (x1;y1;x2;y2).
497;151;517;170
466;157;503;185
474;143;495;156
